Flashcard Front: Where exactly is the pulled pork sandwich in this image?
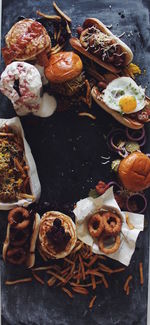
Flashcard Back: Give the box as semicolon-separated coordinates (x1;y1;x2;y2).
118;151;150;192
38;211;77;259
44;51;92;109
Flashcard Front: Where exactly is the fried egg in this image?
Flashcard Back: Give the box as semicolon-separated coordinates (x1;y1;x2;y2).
103;77;145;114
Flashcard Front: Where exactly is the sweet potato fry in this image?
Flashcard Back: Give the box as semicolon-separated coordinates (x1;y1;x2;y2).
62;287;74;298
89;295;96;309
5;278;32;285
139;262;144;285
53;1;72;23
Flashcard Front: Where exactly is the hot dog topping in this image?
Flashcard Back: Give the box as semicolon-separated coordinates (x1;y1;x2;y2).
80;25;126;67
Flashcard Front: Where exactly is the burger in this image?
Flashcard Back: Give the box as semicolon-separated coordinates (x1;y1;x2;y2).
118;151;150;192
38;211;77;259
44;51;91;110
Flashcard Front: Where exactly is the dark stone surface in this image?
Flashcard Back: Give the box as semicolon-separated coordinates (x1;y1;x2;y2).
1;0;150;324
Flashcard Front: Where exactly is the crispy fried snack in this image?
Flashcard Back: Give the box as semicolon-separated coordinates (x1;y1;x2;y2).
88;213;104;238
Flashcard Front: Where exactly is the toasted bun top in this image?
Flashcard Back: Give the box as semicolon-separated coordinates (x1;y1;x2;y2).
118;152;150;192
44;52;83;83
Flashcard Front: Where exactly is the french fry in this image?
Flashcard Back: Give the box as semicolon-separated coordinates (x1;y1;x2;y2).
32;272;45;285
36;10;61;21
89;296;96;309
139;262;144;285
47;270;66;283
14;158;26;178
91;275;96;290
124;275;133;292
19;193;35;200
53;1;72;23
62;287;74;298
78;112;96;120
126;213;134;230
0;132;14;137
5;278;32;285
72;286;89;295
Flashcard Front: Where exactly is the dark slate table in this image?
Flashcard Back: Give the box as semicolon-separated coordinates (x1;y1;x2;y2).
1;1;150;324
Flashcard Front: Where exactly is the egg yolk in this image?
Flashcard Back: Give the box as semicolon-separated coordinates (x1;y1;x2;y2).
119;96;137;113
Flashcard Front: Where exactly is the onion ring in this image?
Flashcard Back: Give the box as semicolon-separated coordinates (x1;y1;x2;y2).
88;213;104;238
98;234;120;254
138;136;146;148
8;207;30;230
126;127;145;142
9;228;30;247
6;247;27;265
102;211;122;236
107;128;126;151
107;181;122;192
126;193;147;214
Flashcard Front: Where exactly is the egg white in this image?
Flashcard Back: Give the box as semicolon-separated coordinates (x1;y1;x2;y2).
103;77;145;114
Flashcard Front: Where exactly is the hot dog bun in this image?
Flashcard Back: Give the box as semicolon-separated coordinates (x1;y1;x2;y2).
70;18;133;73
3;212;40;268
91;86;144;129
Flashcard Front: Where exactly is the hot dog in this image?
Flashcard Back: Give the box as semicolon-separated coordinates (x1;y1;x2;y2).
70;18;133;73
91;76;150;130
3;208;40;268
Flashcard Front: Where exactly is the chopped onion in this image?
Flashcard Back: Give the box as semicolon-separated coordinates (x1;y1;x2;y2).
126;193;147;214
126;127;145;142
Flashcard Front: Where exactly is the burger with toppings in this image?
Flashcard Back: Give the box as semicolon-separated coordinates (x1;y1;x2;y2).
44;51;92;110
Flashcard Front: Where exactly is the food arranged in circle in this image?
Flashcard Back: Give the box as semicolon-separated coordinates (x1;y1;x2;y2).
0;1;150;312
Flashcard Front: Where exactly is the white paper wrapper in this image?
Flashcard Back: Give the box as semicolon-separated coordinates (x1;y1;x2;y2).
0;117;41;210
74;187;144;266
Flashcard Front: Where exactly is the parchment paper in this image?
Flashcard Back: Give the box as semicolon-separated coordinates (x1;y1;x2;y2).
74;187;144;266
0;117;41;210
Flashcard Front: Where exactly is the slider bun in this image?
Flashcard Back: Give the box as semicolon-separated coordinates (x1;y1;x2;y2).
118;152;150;192
44;52;83;83
91;86;144;129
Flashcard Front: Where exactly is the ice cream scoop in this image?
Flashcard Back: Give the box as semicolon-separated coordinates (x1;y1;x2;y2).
0;62;57;117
